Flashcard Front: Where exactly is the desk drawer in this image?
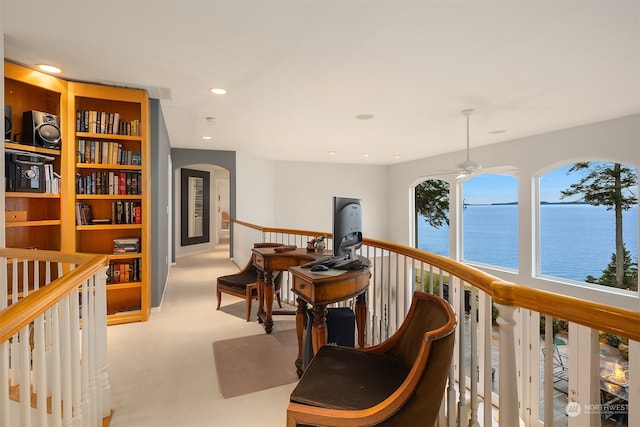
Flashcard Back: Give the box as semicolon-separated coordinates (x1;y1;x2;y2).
293;278;313;301
253;254;264;269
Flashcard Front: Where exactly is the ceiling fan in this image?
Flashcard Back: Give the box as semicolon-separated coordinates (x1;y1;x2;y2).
420;109;516;180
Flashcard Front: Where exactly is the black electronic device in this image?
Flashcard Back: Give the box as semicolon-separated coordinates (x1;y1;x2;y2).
21;110;61;149
332;196;364;260
4;105;11;141
310;264;329;272
5;148;55;193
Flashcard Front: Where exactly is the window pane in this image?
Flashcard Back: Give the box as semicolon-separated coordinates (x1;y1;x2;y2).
539;163;638;290
462;174;519;269
415;179;450;255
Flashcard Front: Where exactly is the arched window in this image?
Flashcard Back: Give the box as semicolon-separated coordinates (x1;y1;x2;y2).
415;179;450;256
462;174;518;270
538;162;638;290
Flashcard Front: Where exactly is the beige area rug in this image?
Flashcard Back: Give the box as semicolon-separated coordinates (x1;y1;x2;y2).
213;329;300;398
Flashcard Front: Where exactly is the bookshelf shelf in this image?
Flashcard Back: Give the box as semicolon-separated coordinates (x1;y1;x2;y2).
6;219;62;228
5;192;61;199
76;132;142;142
5;142;61;156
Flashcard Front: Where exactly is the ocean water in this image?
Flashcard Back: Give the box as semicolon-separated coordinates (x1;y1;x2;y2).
418;204;639;282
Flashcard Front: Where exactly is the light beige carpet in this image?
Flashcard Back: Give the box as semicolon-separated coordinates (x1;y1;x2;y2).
213;328;300;398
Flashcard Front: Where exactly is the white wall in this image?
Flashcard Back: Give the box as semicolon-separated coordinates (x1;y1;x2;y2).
235;151;276;226
272;161;388;240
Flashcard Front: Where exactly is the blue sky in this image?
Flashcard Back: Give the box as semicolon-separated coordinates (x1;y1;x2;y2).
461;163;638;204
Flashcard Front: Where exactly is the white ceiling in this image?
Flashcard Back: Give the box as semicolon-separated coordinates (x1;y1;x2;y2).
2;1;639;165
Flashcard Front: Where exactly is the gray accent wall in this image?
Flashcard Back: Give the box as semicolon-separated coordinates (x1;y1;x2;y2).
150;99;171;308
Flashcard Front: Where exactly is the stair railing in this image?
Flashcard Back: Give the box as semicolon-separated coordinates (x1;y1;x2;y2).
0;248;110;427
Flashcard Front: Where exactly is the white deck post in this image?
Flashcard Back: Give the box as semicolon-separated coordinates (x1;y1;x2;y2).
495;302;520;427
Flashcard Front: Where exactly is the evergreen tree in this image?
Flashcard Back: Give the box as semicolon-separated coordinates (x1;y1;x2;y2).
415;179;450;228
586;244;638;291
561;162;637;287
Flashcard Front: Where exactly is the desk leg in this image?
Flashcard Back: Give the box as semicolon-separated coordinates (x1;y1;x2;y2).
263;270;275;333
311;304;328;355
295;297;307;378
355;292;367;348
256;270;264;323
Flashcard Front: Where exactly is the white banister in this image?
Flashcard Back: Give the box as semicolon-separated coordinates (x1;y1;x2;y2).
1;251;109;427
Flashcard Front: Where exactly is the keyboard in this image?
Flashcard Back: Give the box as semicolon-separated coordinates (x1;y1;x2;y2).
332;257;369;270
301;255;347;268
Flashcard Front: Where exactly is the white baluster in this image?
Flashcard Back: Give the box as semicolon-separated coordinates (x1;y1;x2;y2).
458;280;468;425
51;302;62;427
1;341;10;427
468;287;479;427
19;324;31;427
60;295;71;427
70;287;82;426
94;267;111;419
34;314;47;426
495;302;520;427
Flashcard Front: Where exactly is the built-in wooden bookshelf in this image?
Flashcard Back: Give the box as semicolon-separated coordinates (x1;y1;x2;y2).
4;61;69;251
69;81;150;324
4;61;150;324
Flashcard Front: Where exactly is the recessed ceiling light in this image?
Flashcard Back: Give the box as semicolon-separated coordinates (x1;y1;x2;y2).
209;88;227;95
201;136;212;140
394;155;401;159
36;64;62;74
362;153;370;157
205;116;216;123
328;151;336;155
355;114;374;120
489;129;506;134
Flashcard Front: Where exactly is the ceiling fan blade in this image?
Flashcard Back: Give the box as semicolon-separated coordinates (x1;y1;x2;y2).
481;165;518;175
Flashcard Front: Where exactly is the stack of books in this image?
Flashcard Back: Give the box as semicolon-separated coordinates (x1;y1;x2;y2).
113;237;140;254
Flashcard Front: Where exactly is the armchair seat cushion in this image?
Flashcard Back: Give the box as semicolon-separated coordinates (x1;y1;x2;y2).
290;345;410;411
217;270;258;289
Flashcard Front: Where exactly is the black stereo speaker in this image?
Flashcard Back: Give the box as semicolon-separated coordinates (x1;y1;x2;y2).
22;110;61;149
4;105;11;141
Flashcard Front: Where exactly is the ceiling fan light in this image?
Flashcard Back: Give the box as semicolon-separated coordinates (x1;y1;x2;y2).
455;159;481;173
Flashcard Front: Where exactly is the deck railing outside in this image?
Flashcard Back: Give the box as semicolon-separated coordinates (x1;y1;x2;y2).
0;248;110;427
233;220;639;427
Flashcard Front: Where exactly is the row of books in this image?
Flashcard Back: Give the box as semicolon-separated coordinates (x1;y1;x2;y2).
75;203;94;225
114;237;140;254
76;170;142;195
112;201;142;225
76;109;141;136
75;201;141;225
76;139;141;165
107;259;141;284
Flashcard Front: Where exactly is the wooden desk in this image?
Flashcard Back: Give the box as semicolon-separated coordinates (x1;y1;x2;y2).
252;247;329;333
289;265;370;377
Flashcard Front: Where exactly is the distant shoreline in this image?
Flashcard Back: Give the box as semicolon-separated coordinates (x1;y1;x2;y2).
464;201;591;206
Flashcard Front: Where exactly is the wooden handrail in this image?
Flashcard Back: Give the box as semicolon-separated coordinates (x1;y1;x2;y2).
0;250;109;342
236;220;640;342
492;280;640;342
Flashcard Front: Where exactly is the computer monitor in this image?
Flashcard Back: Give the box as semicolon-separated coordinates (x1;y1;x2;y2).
332;196;363;259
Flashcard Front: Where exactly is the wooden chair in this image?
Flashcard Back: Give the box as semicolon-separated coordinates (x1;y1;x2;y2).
286;291;457;427
216;242;283;321
221;211;230;229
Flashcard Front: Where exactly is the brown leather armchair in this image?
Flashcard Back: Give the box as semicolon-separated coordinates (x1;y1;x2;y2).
286;291;457;427
216;242;283;321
